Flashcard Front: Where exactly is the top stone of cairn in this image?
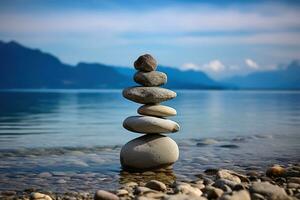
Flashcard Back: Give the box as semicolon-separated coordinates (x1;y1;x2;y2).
134;54;157;72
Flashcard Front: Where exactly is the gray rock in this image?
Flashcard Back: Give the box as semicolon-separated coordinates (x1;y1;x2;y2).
138;104;176;117
204;186;223;199
203;177;214;185
224;170;250;183
217;170;241;183
123;116;179;134
123;87;176;104
251;193;266;200
30;192;52;200
233;183;247;191
174;182;202;196
220;190;251;200
135;186;153;194
145;180;167;192
116;189;128;196
134;54;157;72
213;179;236;190
249;182;291;200
94;190;119;200
134;71;167;86
120;135;179;170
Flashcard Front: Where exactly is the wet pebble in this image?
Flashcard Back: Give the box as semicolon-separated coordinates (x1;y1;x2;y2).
249;182;290;200
217;170;241;183
94;190;119;200
30;192;52;200
145;180;167;192
204;186;224;199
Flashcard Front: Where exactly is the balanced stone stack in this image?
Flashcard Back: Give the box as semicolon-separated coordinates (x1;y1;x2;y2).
121;54;180;171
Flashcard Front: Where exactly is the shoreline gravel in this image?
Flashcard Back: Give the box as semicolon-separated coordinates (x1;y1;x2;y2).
1;163;299;200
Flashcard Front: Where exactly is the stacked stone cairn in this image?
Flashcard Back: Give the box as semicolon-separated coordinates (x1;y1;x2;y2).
121;54;180;171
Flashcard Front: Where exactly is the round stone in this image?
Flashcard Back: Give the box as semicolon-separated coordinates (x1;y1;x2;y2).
31;192;52;200
134;71;167;86
134;54;157;72
122;87;176;104
266;165;286;177
138;105;176;117
120;135;179;170
145;180;167;192
94;190;119;200
123;116;180;134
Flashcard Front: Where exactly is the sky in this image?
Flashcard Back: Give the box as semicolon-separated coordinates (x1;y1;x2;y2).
0;0;300;79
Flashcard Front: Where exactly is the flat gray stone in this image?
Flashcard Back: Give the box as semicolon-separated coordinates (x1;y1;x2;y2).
123;87;176;104
120;135;179;170
249;182;291;200
134;71;167;86
134;54;157;72
123;116;179;134
138;105;176;117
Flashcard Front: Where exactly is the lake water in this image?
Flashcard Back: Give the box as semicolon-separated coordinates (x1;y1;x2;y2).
0;90;300;193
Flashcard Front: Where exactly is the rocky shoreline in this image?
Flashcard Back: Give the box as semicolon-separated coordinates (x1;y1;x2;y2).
1;163;299;200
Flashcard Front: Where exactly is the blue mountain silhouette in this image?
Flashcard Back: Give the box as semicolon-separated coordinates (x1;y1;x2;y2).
0;40;222;89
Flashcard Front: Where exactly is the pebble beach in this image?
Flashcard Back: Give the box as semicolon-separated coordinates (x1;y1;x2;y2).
1;163;300;200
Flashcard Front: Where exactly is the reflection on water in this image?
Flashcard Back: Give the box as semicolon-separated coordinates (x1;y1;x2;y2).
0;90;300;192
119;169;176;186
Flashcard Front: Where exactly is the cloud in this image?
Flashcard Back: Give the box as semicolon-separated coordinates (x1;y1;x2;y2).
0;3;300;35
245;59;259;69
181;60;226;73
203;60;226;72
181;63;199;70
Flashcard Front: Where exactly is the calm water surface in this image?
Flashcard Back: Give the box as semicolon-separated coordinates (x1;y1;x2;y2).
0;90;299;192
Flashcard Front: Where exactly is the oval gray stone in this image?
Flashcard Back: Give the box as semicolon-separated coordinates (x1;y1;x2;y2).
122;87;176;104
134;54;157;72
249;182;290;200
138;105;176;117
120;135;179;170
134;71;167;86
94;190;119;200
123;116;180;134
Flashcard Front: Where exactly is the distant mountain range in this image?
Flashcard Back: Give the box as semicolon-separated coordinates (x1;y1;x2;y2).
0;41;222;89
223;61;300;89
0;40;299;90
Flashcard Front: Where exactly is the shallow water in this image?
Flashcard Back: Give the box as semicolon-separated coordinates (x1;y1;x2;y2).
0;90;299;192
